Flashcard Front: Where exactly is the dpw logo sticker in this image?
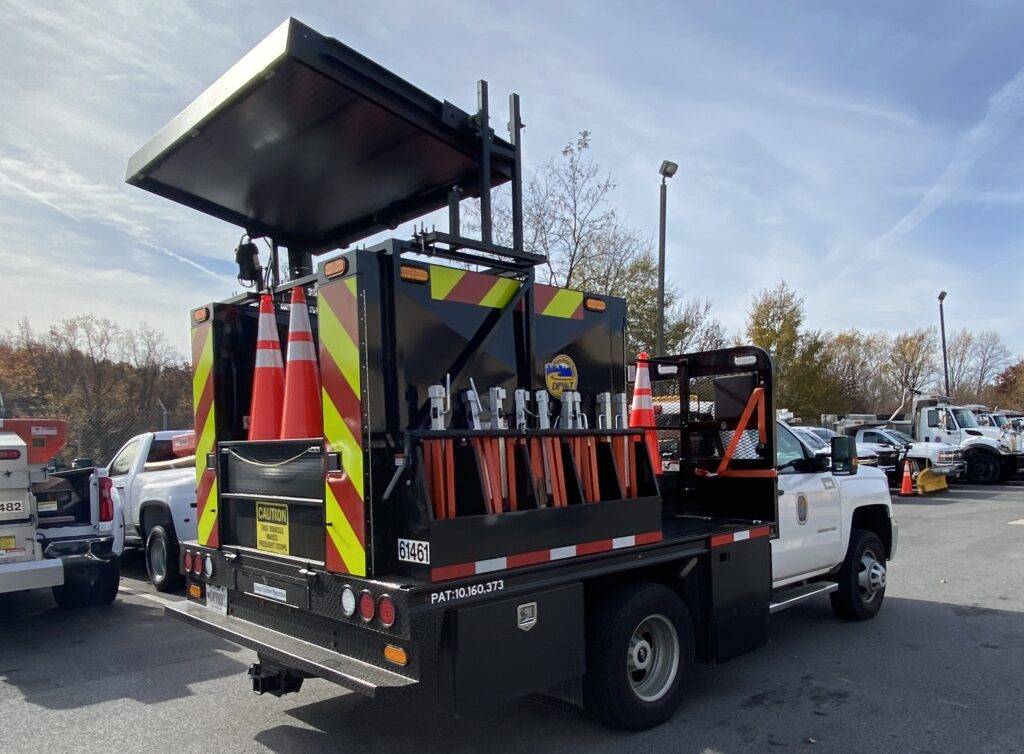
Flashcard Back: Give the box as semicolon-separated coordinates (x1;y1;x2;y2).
822;477;836;490
544;354;578;398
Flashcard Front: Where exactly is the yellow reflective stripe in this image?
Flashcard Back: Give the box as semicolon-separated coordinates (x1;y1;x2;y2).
192;332;213;408
430;266;464;300
542;288;584;318
318;292;361;400
195;405;215;480
325;483;366;575
197;478;218;544
322;389;363;499
479;277;520;308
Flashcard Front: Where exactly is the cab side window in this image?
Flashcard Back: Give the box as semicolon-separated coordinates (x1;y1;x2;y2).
108;439;141;477
776;425;806;470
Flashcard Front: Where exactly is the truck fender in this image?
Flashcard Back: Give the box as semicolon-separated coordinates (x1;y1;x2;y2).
138;500;177;542
848;504;894;560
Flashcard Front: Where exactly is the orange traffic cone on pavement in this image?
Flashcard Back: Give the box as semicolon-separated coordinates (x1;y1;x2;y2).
280;287;323;439
899;459;915;496
629;351;662;473
248;294;285;440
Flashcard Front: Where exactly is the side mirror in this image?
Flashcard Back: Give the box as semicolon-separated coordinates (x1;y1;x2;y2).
811;453;831;473
830;436;857;475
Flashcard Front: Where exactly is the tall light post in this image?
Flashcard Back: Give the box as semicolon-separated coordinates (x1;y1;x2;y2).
656;160;678;355
938;291;950;396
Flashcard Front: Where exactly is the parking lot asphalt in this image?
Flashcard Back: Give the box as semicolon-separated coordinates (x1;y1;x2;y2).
2;482;1022;754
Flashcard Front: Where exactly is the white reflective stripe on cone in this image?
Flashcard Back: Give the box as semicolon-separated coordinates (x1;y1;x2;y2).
286;340;317;362
255;350;284;368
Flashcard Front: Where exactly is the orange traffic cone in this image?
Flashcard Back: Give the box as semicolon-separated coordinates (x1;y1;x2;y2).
248;294;285;441
280;287;323;439
629;351;662;473
899;459;915;496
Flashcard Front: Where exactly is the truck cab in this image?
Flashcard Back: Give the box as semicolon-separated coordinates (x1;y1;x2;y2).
909;395;1022;484
104;430;196;591
775;421;895;590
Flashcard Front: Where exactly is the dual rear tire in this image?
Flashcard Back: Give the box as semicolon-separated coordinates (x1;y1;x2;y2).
583;583;693;730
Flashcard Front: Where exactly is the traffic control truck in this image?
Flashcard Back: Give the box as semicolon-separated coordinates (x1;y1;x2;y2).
0;419;123;607
126;18;897;730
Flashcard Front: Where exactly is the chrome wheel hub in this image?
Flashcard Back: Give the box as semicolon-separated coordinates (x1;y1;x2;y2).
857;549;886;602
149;538;166;579
626;614;679;702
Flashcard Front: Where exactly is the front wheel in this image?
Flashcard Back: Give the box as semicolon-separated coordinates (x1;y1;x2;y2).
965;452;1001;485
582;582;693;731
831;529;887;621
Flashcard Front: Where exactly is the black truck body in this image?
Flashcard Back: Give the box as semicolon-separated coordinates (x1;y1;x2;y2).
128;18;782;728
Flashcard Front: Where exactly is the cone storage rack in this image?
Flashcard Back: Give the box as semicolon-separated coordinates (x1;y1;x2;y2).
403;427;662;582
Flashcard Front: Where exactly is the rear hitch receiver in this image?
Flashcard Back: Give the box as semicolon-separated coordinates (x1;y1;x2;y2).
248;662;304;697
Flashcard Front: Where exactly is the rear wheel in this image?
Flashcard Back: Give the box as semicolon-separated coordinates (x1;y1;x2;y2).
88;560;120;605
965;452;1001;485
52;577;91;609
583;582;693;730
831;530;886;621
145;525;182;592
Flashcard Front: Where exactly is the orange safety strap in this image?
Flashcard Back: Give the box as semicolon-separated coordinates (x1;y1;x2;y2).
548;438;567;507
588;437;601;501
505;438;518;512
427;441;444;520
529;438;547;506
444;438;456;519
695;386;777;479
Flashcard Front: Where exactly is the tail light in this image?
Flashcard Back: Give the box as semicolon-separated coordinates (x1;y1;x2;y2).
358;591;375;622
98;477;114;522
183;551;194;574
0;449;21;460
377;595;396;628
191;554;203;576
203;555;214;578
341;587;356;617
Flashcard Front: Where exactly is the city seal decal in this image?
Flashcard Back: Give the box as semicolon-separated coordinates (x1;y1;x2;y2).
544;354;578;398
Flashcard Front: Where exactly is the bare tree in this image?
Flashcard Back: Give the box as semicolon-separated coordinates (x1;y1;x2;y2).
970;330;1010;396
883;328;938;399
945;329;975;399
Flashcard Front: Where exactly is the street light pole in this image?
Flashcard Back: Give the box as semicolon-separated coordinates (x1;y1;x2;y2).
938;291;950;396
656;160;678;355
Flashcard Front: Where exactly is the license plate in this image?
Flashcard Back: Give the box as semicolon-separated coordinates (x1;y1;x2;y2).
0;500;24;515
205;584;228;615
0;535;16;550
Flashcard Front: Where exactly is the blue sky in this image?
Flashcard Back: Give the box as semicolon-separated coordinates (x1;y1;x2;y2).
2;1;1024;356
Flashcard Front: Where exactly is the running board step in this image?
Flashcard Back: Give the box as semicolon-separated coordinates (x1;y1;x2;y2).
769;581;838;614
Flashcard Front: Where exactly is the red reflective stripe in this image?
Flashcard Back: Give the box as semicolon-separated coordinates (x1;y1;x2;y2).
288;330;314;341
430;562;476;581
749;525;772;539
635;531;663;545
709;533;734;548
507;549;550;568
576;539;613;556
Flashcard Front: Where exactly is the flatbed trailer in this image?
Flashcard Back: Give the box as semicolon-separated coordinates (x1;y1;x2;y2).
130;18;785;730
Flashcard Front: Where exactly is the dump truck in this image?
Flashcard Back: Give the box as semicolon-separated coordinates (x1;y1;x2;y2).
126;18;896;730
0;419;123;606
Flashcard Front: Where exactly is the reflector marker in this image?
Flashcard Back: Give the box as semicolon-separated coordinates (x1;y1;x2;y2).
709;526;772;548
429;530;664;582
191;323;219;548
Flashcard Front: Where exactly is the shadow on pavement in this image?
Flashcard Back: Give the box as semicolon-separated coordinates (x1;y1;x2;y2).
247;595;1023;753
0;584;244;710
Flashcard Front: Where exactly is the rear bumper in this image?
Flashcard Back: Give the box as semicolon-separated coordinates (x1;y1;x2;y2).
0;557;64;594
165;599;416;698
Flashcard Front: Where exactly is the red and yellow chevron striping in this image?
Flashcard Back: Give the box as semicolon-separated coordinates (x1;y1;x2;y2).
427;265;584;319
191;323;219;547
318;276;366;576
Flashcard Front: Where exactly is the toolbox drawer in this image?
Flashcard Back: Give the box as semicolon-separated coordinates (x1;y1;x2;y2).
442;582;584;713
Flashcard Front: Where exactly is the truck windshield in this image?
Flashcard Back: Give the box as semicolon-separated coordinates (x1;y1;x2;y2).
883;429;914;445
951;409;979;428
991;414;1008;428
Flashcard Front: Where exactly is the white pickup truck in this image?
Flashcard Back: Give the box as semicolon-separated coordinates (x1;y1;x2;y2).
855;426;964;478
773;420;897;618
104;431;196;591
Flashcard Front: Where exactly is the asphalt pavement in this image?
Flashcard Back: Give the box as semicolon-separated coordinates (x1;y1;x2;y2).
2;482;1022;753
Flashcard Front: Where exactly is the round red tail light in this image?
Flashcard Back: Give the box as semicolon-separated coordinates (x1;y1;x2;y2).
192;553;203;576
377;595;396;628
183;551;194;573
358;591;375;622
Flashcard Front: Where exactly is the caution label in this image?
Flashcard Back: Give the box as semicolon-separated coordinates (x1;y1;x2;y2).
256;502;289;556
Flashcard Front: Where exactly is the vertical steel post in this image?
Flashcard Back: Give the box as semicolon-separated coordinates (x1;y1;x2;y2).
448;186;461;239
656;178;667;355
508;93;524;254
939;294;951;396
477;80;492;246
